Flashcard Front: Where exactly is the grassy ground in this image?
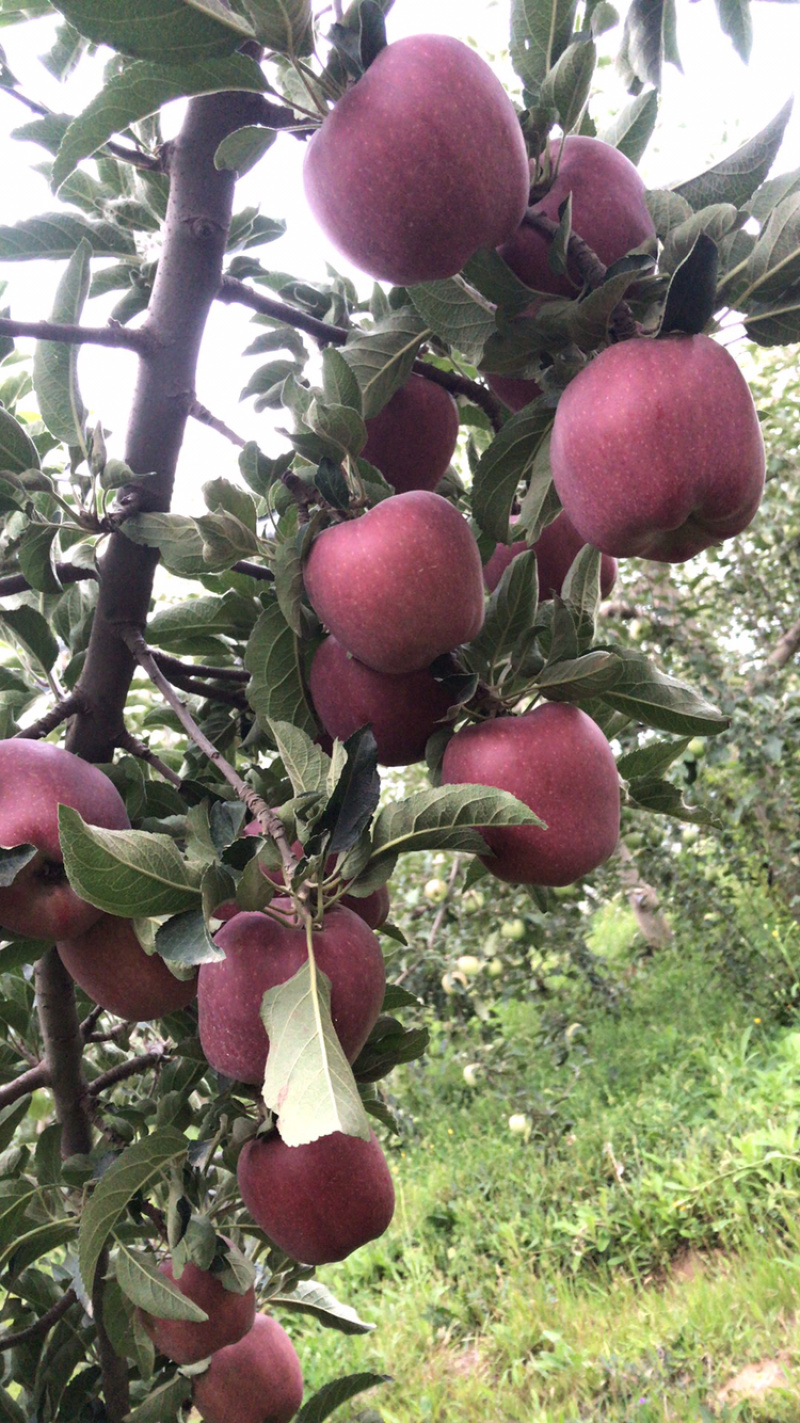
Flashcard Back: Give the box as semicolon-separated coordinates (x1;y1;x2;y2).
285;908;800;1421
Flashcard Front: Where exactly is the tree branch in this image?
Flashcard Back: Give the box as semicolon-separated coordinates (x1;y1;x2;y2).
522;209;640;340
189;398;246;448
116;728;184;787
0;1289;78;1352
153;653;248;683
34;950;92;1157
0;564;97;598
0;1061;50;1109
747;616;800;692
230;559;274;581
0;317;153;353
15;693;84;741
152;656;248;708
88;1050;165;1097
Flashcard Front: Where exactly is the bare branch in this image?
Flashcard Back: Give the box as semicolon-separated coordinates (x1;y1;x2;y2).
0;1061;50;1110
15;693;84;741
189;398;246;448
152;653;248;708
88;1049;165;1097
34;950;92;1157
153;653;248;683
231;559;274;582
0;1289;78;1352
0;564;97;598
116;728;184;787
0;317;153;354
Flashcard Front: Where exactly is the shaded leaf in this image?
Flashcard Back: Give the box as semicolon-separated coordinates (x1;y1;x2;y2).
627;775;717;826
244;601;317;739
270;718;331;796
0;407;40;474
472;403;553;543
33;237;90;446
50;0;253;63
672;98;793;211
79;1128;187;1293
599;651;730;735
0;212;136;260
124;1374;192;1423
271;1279;376;1335
156;907;224;966
659;232;719;336
342;310;427;418
0;605;59;674
369;783;544;866
409;279;496;366
617;736;692;780
466;548;538;675
310;726;380;856
214;123;276;175
241;0;314;57
510;0;578;95
599;89;658;165
58;808;203;918
115;1243;208;1320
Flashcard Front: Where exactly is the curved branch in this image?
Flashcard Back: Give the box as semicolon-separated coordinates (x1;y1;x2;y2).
0;1289;78;1352
15;694;84;741
153;653;248;683
0;1061;50;1109
88;1050;165;1097
0;318;153;353
0;565;97;598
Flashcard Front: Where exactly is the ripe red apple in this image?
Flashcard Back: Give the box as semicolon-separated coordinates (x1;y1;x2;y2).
57;914;197;1020
498;135;655;296
485;372;543;412
237;1129;395;1265
303;34;529;286
441;703;620;886
362;375;459;494
245;828;390;930
550;334;766;562
309;635;455;766
138;1256;256;1365
303;491;485;675
0;740;130;942
192;1313;303;1423
483;511;618;599
198;903;385;1084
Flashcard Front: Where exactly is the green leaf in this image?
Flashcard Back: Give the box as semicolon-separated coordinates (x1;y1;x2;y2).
156;907;224;966
310;726;380;857
115;1243;208;1320
0;407;40;474
53;54;267;191
472;404;554;542
713;0;752;62
122;512;214;577
409;279;496;366
272;531;306;636
0;1386;25;1423
270;1279;376;1335
270;718;331;796
2;1220;78;1278
617;736;692;780
214;124;276;175
660;204;738;276
740;193;800;306
539;38;595;133
599;651;730;735
33;237;90;447
0;212;136;260
124;1374;192;1423
627;775;716;826
617;0;678;93
744;289;800;347
78;1127;188;1293
672;98;793;211
238;441;294;497
18;523;61;594
50;0;254;63
599;89;658;165
0;843;37;885
241;0;314;57
466;548;538;676
0;605;59;674
536;649;622;696
295;1372;389;1423
59;807;203;918
510;0;578;95
261;961;371;1147
369;784;544;866
342;310;428;418
244;601;317;739
352;1016;429;1082
304;397;367;459
321;346;363;415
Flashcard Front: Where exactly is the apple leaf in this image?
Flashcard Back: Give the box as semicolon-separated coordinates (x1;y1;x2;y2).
79;1128;188;1294
306;726;380;857
744;290;800;347
660;205;737;276
124;1374;192;1423
114;1244;208;1321
58;808;203;917
295;1372;390;1423
321;347;362;415
238;441;294;497
561;543;602;641
272;532;305;635
472;404;554;543
617;0;679;94
342;310;428;418
155;907;224;967
352;1016;429;1083
304;397;367;459
49;0;254;64
616;736;692;781
746;167;800;227
599;89;658;166
713;0;752;61
598;651;730;735
465;549;538;678
270;719;332;796
368;783;544;867
214;124;276;176
659;232;719;336
270;1279;376;1335
510;0;578;96
0;605;59;675
261;961;371;1147
0;408;40;474
626;775;717;827
0;1386;25;1423
408;279;496;367
536;649;623;698
245;601;318;740
672;98;793;211
240;0;314;58
740;193;800;307
33;237;89;448
122;513;214;577
0;212;136;261
0;845;37;887
539;37;596;136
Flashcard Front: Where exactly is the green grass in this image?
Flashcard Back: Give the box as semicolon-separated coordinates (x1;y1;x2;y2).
284;926;800;1421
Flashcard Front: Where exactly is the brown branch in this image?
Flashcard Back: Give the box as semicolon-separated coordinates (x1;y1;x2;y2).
231;559;274;581
153;653;248;683
92;1248;130;1421
0;317;153;353
15;693;84;741
411;360;503;432
747;616;800;692
189;398;246;448
116;728;184;787
34;950;92;1157
103;140;163;172
522;209;640;340
88;1050;165;1097
0;564;97;598
151;662;248;708
0;1289;78;1352
0;1061;50;1109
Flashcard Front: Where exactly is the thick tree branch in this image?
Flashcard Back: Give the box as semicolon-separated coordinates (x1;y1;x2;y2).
34;950;92;1157
88;1049;165;1097
153;653;248;683
15;693;84;741
0;317;152;353
0;564;97;597
0;1289;78;1352
0;1061;50;1109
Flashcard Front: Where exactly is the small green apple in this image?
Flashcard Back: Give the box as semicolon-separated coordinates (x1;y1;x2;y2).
508;1113;531;1137
500;917;526;941
462;889;485;914
462;1063;483;1087
425;878;449;903
456;954;483;977
486;957;503;978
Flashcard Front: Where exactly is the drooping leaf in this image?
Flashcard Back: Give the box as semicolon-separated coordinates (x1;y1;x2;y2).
122;513;216;577
214;124;276;175
465;548;538;676
539;37;595;134
79;1128;188;1293
270;1279;376;1334
50;0;254;63
244;601;318;739
409;279;496;366
0;213;136;260
472;403;554;543
352;1015;429;1082
659;232;720;336
156;907;224;966
240;0;314;58
124;1374;192;1423
342;310;429;418
536;649;622;697
58;808;203;918
368;783;544;867
33;237;90;447
309;726;380;856
510;0;579;96
115;1244;209;1320
261;961;371;1146
0;605;59;674
599;651;730;735
626;775;717;826
672;98;793;211
599;89;658;165
616;736;692;780
740;193;800;306
0;407;40;474
0;844;37;885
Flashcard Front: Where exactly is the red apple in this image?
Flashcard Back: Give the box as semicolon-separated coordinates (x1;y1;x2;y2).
483;511;618;599
192;1313;303;1423
237;1129;395;1265
441;703;620;886
309;635;455;766
485;372;542;412
198;903;385;1084
57;914;197;1020
498;135;655;296
303;34;529;286
550;334;766;562
244;828;390;930
138;1255;256;1365
0;740;130;942
303;491;485;674
362;375;459;493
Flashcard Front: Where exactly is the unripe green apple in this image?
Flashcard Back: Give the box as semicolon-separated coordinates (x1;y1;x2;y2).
461;889;485;914
500;918;526;941
487;958;503;978
424;878;449;903
456;954;483;977
508;1113;531;1136
462;1063;483;1087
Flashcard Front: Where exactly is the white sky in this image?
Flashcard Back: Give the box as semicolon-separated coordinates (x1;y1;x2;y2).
1;0;799;510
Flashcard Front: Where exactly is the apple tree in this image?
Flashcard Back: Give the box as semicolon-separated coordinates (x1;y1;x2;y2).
0;0;797;1418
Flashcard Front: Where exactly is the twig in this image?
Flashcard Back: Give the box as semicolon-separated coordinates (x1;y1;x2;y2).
79;1005;105;1037
189;399;246;448
88;1050;165;1097
231;559;274;582
122;627;299;885
0;1289;78;1352
0;1061;50;1109
151;659;248;708
153;653;248;683
15;694;84;741
0;317;153;354
116;728;184;787
0;565;97;598
103;140;163;172
411;360;503;432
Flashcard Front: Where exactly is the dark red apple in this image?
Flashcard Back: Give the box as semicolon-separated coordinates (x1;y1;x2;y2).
303;34;529;286
303;491;485;674
498;135;655;296
192;1313;303;1423
0;740;130;941
485;372;542;412
441;703;620;886
138;1256;256;1365
244;828;390;930
237;1129;395;1265
57;914;197;1020
550;334;766;562
198;903;385;1084
309;635;455;766
362;375;459;493
483;511;618;599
